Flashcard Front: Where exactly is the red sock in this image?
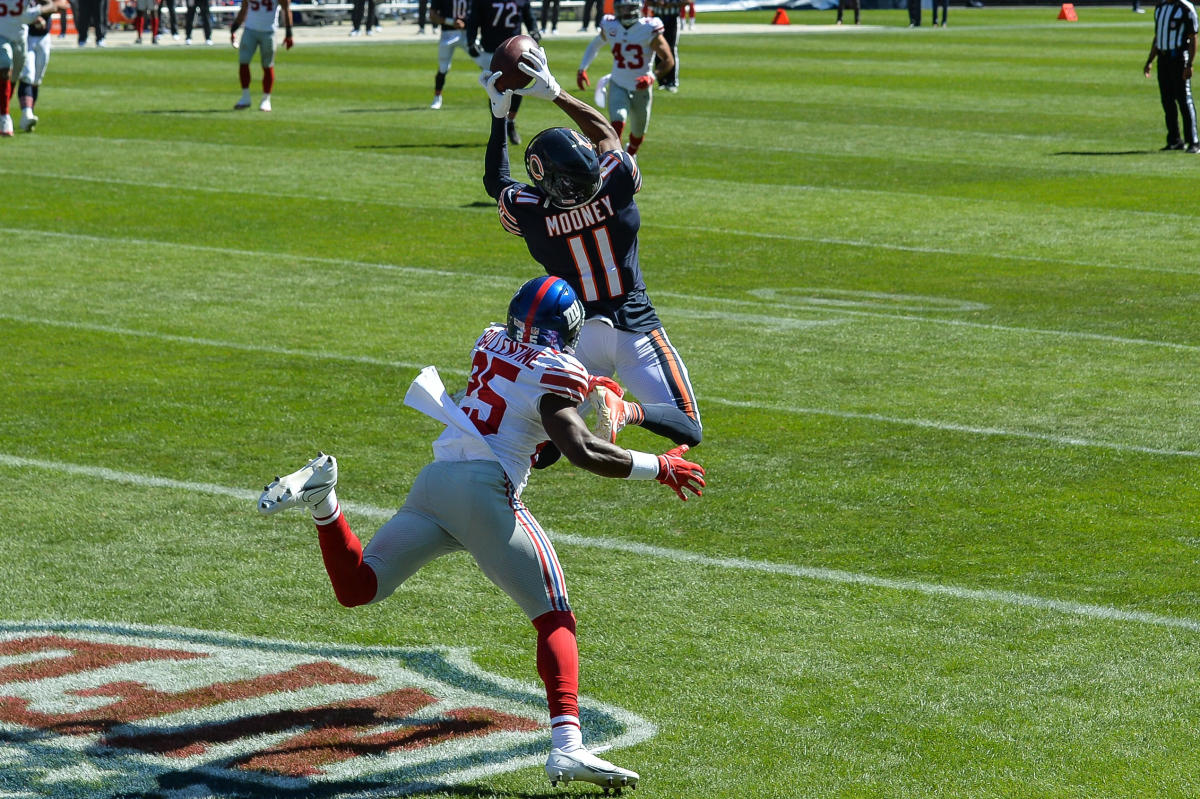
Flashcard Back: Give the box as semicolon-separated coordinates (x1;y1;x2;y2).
1;81;9;115
262;66;274;95
316;512;378;608
151;16;159;35
532;610;579;721
135;16;143;35
627;134;644;155
611;119;624;139
239;63;251;89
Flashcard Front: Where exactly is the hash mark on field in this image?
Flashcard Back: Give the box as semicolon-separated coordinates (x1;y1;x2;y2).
2;452;1199;635
1;312;1193;457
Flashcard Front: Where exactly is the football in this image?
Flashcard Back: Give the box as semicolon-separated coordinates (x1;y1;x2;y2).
489;35;538;92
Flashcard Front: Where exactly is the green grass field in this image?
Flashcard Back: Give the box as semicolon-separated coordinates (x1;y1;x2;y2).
5;8;1200;798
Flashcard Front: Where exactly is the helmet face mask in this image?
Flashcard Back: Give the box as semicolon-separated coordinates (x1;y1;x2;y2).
506;276;585;352
524;128;603;209
614;0;640;24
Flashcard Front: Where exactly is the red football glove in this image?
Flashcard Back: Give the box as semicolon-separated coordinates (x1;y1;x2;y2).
577;69;590;90
587;374;623;397
634;74;654;90
284;35;293;49
656;444;705;501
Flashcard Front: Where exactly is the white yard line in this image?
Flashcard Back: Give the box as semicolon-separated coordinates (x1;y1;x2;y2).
2;452;1197;635
705;398;1200;458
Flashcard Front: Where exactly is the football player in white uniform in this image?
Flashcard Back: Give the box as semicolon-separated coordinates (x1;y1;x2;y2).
258;276;705;792
230;0;293;112
0;0;62;137
576;0;673;155
16;2;64;132
428;0;470;109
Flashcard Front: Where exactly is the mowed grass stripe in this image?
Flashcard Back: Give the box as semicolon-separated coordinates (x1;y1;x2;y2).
3;311;1194;458
7;167;1200;278
5;226;1200;351
5;451;1200;635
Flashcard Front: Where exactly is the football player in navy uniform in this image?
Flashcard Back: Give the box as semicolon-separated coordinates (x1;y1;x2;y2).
466;0;540;144
479;48;702;450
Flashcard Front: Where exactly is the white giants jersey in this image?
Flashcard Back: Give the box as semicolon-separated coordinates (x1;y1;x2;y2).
434;325;589;497
243;0;281;31
0;0;40;39
598;14;664;91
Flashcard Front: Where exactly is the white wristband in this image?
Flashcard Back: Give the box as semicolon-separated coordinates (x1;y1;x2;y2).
626;450;660;480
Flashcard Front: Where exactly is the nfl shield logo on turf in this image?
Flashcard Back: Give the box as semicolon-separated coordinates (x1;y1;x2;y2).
0;620;654;798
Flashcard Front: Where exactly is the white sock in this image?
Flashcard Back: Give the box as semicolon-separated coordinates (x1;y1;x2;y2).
550;715;582;752
310;488;338;524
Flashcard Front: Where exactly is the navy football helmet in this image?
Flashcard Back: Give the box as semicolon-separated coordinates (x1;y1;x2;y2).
524;127;602;209
507;276;585;352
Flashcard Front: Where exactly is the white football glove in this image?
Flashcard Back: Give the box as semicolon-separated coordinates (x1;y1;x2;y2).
479;70;513;119
515;46;562;100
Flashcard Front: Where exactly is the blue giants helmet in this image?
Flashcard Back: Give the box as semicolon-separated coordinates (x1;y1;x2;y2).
506;276;585;352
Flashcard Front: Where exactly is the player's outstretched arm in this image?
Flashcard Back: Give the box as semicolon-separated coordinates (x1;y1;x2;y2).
540;394;705;499
480;72;516;199
230;3;247;38
552;91;621;153
577;33;604;87
650;32;674;84
280;0;294;47
514;47;620;152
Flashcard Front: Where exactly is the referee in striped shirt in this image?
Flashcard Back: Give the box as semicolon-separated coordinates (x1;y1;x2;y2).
1145;0;1200;152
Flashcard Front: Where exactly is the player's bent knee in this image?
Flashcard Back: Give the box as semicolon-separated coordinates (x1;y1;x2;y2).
678;421;702;448
331;566;380;608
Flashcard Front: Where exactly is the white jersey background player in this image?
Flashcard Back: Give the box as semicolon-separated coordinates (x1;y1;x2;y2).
257;275;704;792
428;0;471;109
16;5;60;132
576;0;673;155
229;0;293;112
0;0;61;137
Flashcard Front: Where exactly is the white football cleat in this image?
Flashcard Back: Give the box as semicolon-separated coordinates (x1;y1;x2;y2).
19;113;37;132
258;453;338;515
430;94;442;110
0;115;13;137
589;384;628;443
234;91;251;110
545;748;639;791
259;96;272;112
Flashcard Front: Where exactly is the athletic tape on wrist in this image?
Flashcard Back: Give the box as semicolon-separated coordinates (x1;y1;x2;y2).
626;449;660;480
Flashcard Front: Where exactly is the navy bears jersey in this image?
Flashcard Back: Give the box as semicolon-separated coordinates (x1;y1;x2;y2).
495;149;661;333
469;0;537;52
432;0;471;28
